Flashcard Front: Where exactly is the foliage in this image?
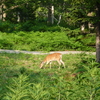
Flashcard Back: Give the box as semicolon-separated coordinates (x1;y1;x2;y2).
0;0;99;31
0;53;100;100
0;31;95;51
1;0;97;28
0;20;72;32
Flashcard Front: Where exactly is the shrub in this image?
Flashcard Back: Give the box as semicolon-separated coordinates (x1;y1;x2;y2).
0;30;95;51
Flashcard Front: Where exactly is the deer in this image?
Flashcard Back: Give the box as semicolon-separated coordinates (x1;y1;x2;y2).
40;53;65;69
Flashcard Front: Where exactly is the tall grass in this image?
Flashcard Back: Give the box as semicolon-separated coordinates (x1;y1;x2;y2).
0;53;100;99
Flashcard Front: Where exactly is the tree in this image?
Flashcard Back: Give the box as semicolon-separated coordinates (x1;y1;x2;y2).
71;0;100;63
96;2;100;63
0;0;40;22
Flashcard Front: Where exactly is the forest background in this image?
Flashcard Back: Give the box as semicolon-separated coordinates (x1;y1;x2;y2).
0;0;100;62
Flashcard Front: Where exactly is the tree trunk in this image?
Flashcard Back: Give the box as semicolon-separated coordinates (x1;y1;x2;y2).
0;5;2;20
0;4;6;21
47;5;54;25
96;2;100;63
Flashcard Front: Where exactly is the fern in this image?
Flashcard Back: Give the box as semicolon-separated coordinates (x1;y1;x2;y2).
4;75;30;100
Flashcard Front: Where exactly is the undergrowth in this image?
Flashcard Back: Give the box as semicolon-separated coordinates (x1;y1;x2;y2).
0;53;100;99
0;31;95;51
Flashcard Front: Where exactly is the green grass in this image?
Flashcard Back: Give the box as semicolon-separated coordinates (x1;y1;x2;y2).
0;53;100;100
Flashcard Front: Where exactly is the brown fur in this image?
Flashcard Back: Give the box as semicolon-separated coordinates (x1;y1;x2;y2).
40;53;65;69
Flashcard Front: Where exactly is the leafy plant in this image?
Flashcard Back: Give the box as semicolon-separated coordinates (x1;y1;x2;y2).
3;75;29;100
0;31;95;51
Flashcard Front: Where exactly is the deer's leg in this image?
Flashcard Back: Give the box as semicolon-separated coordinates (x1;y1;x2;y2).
57;60;61;69
60;60;65;68
46;61;52;69
49;62;52;69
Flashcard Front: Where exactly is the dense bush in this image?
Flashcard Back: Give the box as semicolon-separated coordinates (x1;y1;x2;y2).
0;31;95;51
0;21;67;32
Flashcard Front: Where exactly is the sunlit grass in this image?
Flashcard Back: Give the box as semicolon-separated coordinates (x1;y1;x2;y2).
0;52;100;99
